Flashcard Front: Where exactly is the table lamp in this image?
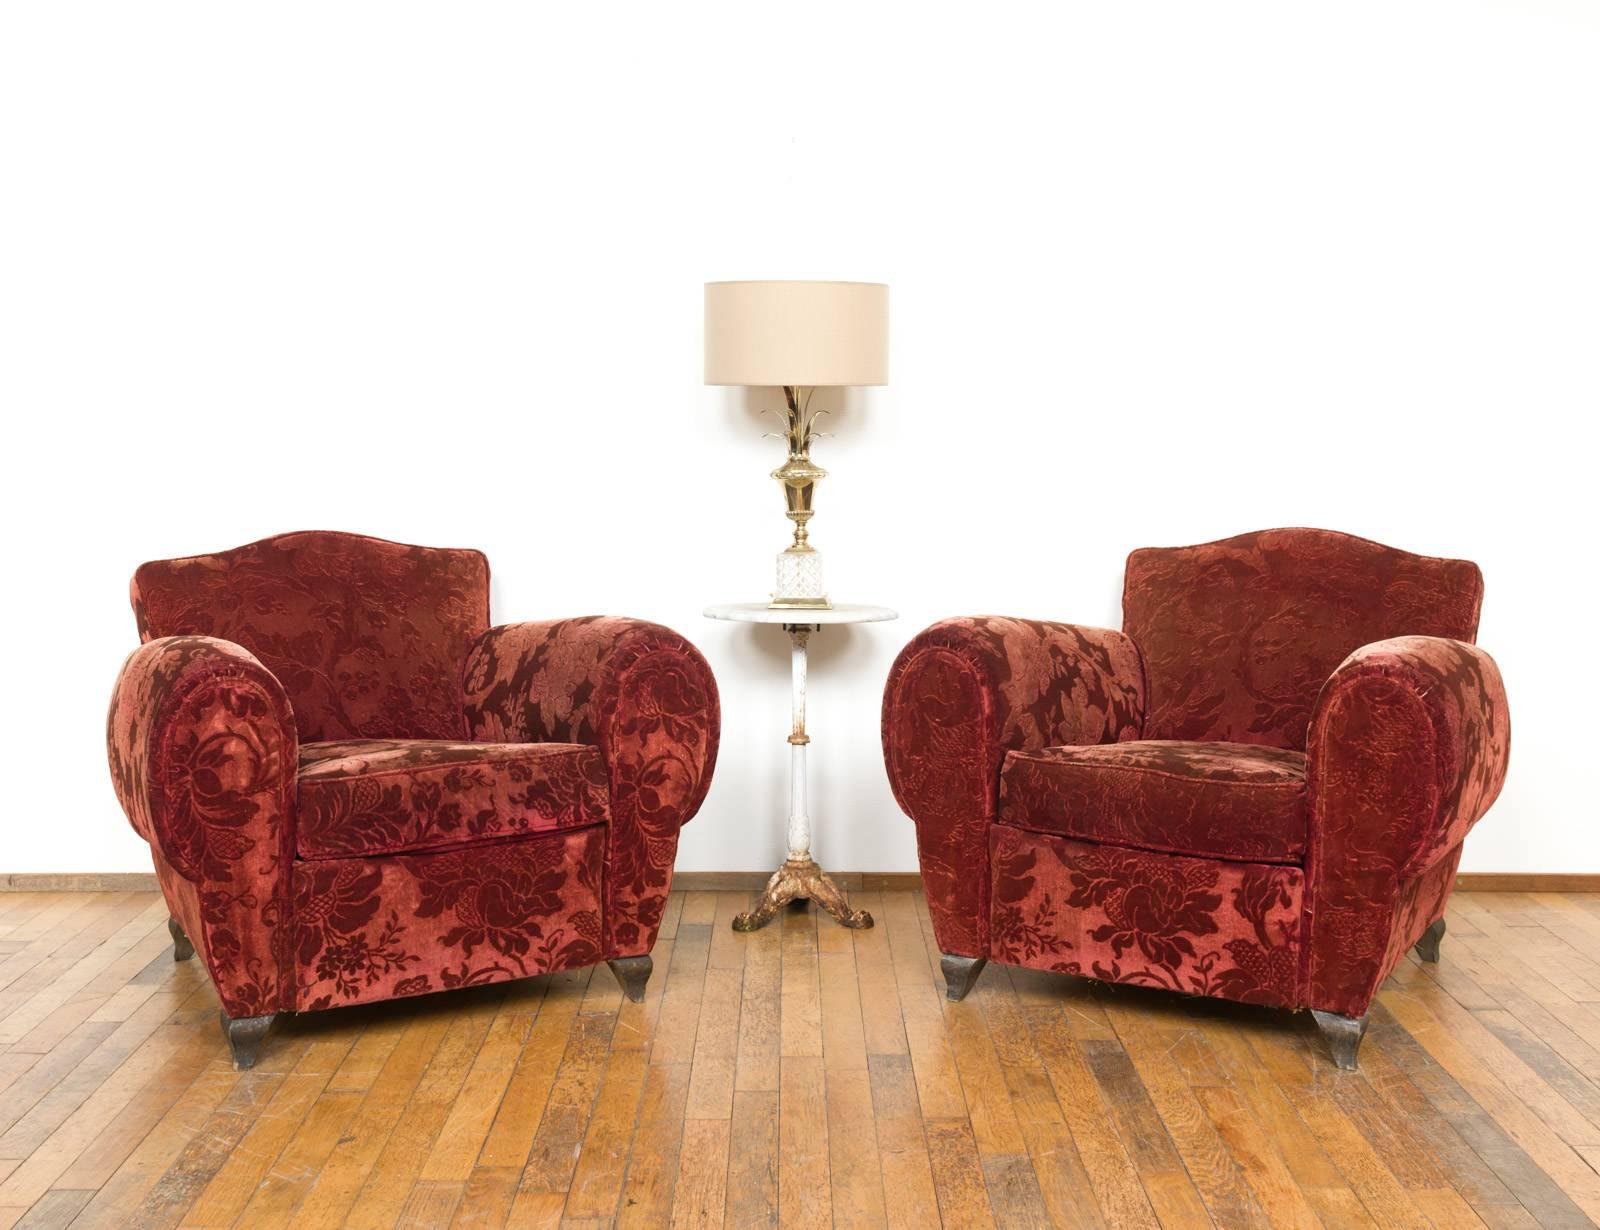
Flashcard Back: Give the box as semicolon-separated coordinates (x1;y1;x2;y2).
704;280;889;609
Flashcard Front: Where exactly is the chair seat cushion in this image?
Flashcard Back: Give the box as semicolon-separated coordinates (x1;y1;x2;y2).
296;739;610;860
998;739;1307;864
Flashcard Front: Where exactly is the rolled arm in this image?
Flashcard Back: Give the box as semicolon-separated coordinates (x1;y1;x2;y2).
881;617;1145;956
461;617;720;955
1309;635;1510;878
1305;635;1509;1013
106;635;298;1016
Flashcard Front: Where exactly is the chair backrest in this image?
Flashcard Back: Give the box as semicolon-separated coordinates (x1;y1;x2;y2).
132;531;491;743
1122;528;1482;749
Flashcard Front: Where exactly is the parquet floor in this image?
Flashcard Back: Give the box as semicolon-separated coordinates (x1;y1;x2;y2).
1;891;1599;1228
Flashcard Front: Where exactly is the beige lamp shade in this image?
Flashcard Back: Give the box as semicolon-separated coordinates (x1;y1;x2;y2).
704;280;888;386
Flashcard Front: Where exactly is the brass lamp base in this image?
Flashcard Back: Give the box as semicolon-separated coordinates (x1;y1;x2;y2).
731;857;874;931
765;387;833;609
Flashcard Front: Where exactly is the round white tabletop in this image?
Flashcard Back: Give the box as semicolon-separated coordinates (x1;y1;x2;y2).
703;602;897;625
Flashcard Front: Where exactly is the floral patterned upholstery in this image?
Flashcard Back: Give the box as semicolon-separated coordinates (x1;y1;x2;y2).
291;828;604;1012
999;740;1308;864
107;634;297;1019
1305;634;1510;1016
883;528;1510;1028
462;617;721;956
296;739;609;860
881;616;1144;958
990;826;1304;1009
1123;527;1482;747
132;531;491;743
107;533;720;1029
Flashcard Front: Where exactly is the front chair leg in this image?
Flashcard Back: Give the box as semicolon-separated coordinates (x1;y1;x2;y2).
220;1011;276;1071
168;917;194;962
1311;1010;1370;1071
940;954;987;1002
607;955;653;1004
1413;917;1446;963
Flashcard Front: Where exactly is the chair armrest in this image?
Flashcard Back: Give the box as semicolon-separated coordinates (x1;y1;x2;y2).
106;635;298;1016
1308;635;1510;879
461;617;720;954
880;617;1145;956
1304;635;1509;1015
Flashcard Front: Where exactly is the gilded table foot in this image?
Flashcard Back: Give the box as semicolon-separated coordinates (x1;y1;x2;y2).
732;857;874;931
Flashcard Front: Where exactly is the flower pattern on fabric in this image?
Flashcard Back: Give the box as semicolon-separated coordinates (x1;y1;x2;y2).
290;828;604;1011
885;529;1509;1026
463;618;719;956
290;862;406;1000
990;831;1075;966
131;531;490;743
106;635;297;1017
296;738;608;859
1306;635;1509;1015
1000;739;1308;864
1069;847;1224;971
990;826;1304;1009
881;617;1145;956
109;536;721;1026
1123;528;1483;748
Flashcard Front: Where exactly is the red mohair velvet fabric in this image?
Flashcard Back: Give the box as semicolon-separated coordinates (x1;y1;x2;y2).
990;826;1304;1009
462;617;721;957
1123;528;1482;748
290;828;604;1012
107;636;298;1018
131;531;490;743
880;617;1145;958
999;740;1308;864
1305;635;1509;1016
108;535;720;1022
883;529;1511;1022
296;739;609;860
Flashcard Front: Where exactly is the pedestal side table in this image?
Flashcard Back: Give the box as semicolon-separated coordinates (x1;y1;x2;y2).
703;602;897;931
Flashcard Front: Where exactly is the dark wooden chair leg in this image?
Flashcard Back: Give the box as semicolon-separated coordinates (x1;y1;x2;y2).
1311;1009;1369;1071
220;1011;275;1070
168;917;194;962
607;955;653;1004
1413;917;1446;963
940;954;987;1002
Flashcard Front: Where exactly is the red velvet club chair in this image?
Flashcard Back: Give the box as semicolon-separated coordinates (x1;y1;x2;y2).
107;531;719;1068
882;529;1509;1069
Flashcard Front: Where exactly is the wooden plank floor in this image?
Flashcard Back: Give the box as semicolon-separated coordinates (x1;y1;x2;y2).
1;890;1598;1227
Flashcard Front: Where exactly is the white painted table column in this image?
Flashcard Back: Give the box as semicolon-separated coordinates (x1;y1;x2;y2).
703;602;898;931
787;626;812;860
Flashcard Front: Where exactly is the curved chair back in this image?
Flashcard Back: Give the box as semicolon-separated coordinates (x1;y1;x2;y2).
1123;528;1482;748
132;531;491;742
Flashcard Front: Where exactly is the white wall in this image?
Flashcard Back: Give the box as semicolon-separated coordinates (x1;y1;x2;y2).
2;2;1596;876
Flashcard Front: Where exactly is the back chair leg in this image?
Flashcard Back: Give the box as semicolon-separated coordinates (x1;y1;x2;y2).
940;954;987;1002
607;955;653;1004
1413;917;1446;963
1311;1009;1370;1071
168;917;194;962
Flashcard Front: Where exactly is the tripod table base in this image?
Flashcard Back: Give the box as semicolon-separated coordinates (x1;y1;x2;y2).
731;857;874;931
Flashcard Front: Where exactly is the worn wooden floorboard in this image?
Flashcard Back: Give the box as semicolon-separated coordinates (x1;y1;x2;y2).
0;890;1592;1226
